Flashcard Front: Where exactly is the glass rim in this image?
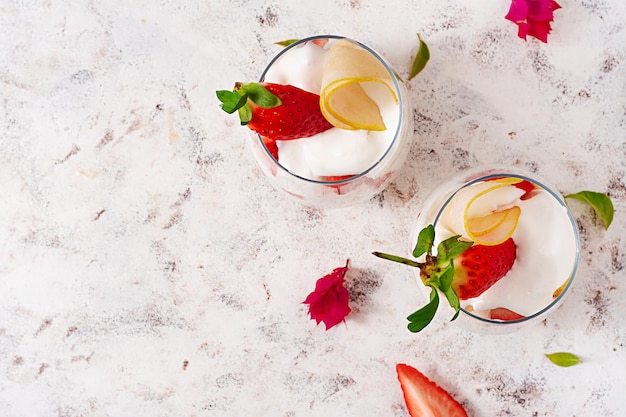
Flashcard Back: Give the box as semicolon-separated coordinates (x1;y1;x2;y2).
256;34;405;185
431;171;581;326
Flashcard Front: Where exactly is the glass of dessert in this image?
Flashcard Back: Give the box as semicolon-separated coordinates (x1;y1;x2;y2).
375;166;580;334
218;35;414;208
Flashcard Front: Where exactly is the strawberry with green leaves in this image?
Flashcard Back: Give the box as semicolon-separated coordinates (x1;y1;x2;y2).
373;224;517;332
396;363;469;417
216;82;333;142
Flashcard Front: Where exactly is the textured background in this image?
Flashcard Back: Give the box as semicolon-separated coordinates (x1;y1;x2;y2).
1;1;625;416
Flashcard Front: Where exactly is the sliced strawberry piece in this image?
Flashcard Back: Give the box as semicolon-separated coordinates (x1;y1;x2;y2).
490;307;525;321
261;135;279;160
485;177;536;199
320;175;355;182
396;363;468;417
452;238;517;300
310;38;329;47
320;175;356;195
514;179;535;195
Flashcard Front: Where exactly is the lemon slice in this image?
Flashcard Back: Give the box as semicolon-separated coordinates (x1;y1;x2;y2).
461;180;523;246
466;206;517;236
320;39;397;130
552;279;569;298
465;206;521;245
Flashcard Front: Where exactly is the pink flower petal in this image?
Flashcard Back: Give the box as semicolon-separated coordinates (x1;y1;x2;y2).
505;0;529;22
303;260;352;330
505;0;561;43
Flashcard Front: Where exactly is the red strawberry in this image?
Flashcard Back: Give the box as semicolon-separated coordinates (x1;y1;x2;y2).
396;363;469;417
490;307;525;321
485;177;536;199
373;226;517;332
452;238;517;300
261;135;279;160
514;179;536;199
320;175;355;182
320;175;356;195
217;82;333;141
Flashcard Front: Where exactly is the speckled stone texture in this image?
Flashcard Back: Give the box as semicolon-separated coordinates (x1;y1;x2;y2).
1;1;625;416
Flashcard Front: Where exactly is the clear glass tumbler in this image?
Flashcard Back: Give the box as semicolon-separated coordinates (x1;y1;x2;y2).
411;166;580;334
248;35;413;209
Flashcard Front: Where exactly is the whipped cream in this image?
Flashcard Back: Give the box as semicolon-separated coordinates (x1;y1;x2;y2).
262;40;400;180
435;180;578;317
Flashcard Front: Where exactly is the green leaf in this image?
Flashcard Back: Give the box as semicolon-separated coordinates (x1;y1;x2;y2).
545;352;582;367
371;252;421;268
443;287;460;321
275;39;299;47
408;33;430;80
438;261;455;292
237;105;252;125
413;224;435;258
216;90;248;114
565;191;614;230
436;235;473;264
241;82;282;108
406;286;439;332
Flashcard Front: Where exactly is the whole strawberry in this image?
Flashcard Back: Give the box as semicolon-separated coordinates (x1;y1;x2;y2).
373;224;517;332
216;82;333;141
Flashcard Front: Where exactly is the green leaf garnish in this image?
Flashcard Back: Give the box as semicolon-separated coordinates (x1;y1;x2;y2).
443;286;461;321
408;33;430;80
436;235;473;264
275;39;299;47
237;105;252;125
216;82;282;126
407;287;439;332
438;261;455;292
545;352;582;367
413;224;435;257
216;90;248;114
565;191;614;230
241;82;282;108
372;224;473;333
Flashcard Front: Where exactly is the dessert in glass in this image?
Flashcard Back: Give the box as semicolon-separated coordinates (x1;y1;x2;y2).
411;166;580;334
228;35;413;208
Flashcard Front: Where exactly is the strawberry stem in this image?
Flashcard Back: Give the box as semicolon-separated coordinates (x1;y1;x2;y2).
371;252;422;268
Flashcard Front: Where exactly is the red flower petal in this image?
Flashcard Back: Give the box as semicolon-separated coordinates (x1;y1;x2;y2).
303;260;352;330
505;0;529;23
527;19;552;43
505;0;561;43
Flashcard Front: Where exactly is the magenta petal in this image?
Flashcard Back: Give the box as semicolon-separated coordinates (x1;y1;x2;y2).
527;19;551;43
506;0;560;43
517;21;530;40
505;0;529;22
303;260;352;330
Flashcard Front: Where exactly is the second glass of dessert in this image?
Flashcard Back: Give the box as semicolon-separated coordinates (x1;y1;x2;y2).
410;166;580;334
220;35;413;208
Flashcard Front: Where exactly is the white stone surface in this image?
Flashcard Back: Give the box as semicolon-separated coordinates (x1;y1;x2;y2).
1;1;625;416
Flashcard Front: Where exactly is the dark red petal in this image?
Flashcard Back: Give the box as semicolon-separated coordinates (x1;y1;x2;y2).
303;260;352;330
505;0;529;22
